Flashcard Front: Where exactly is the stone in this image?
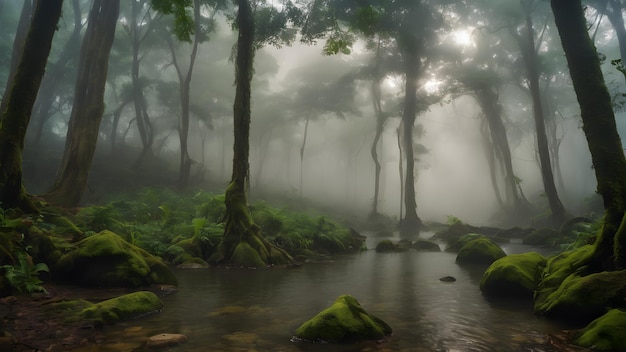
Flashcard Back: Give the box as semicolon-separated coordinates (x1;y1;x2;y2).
146;333;187;349
80;291;163;325
574;309;626;351
480;252;547;299
455;237;506;266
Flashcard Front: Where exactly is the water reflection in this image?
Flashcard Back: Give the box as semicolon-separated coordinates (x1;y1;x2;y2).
81;243;567;351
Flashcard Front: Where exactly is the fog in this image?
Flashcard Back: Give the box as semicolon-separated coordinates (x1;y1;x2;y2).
2;0;619;227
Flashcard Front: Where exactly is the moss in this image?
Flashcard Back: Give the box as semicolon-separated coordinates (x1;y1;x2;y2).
55;230;177;287
293;295;392;343
456;237;506;266
80;291;163;325
534;245;594;312
446;233;485;252
574;309;626;351
522;228;560;245
411;239;441;252
375;240;396;252
534;270;626;322
480;252;547;299
230;241;266;268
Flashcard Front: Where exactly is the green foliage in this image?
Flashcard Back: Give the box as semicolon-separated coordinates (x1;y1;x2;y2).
76;204;122;232
446;215;463;226
1;251;49;294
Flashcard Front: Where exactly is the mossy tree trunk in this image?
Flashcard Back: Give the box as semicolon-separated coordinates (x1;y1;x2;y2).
0;0;63;211
217;0;292;267
46;0;120;208
369;38;388;218
552;0;626;270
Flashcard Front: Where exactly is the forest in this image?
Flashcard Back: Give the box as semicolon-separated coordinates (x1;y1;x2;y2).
1;0;626;351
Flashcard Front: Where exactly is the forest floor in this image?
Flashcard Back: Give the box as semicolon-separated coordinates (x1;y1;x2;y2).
0;284;159;351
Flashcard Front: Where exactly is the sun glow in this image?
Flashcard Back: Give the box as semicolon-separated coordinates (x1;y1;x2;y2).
452;29;473;47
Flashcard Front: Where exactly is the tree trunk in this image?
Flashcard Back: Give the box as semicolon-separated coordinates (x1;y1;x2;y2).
552;0;626;270
0;0;63;211
46;0;120;208
216;0;292;267
519;5;566;225
299;116;310;199
398;45;424;237
0;0;32;118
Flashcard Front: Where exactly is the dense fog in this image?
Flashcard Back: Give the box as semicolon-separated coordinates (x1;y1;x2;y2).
1;0;621;226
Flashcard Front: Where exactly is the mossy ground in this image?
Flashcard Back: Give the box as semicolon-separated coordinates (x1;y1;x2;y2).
294;295;392;343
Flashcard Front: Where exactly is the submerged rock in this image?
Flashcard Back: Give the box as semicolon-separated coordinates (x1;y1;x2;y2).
480;252;547;299
411;239;441;252
574;309;626;351
439;276;456;282
455;237;506;266
146;333;187;349
55;230;177;287
293;295;392;343
375;240;397;252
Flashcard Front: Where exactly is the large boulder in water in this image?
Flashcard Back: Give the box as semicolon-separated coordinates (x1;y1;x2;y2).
293;295;392;343
456;237;506;266
574;309;626;351
480;252;547;299
55;230;177;287
80;291;163;325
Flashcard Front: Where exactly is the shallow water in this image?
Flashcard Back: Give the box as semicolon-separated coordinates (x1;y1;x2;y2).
82;236;569;351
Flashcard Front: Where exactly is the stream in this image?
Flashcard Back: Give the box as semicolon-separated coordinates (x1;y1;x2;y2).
78;234;572;351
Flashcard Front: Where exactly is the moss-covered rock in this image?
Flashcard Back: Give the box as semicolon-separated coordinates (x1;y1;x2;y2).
445;233;485;253
411;239;441;252
55;230;177;287
533;245;594;314
480;252;547;299
456;237;506;266
293;295;392;343
375;240;396;252
522;228;560;245
80;291;163;325
574;309;626;351
534;270;626;322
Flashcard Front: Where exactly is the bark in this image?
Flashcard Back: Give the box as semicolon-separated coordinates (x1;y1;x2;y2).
30;0;82;145
0;0;32;119
516;2;566;225
46;0;120;207
398;42;425;237
110;95;132;154
299;116;310;199
0;0;63;211
369;40;386;217
552;0;626;270
217;0;292;267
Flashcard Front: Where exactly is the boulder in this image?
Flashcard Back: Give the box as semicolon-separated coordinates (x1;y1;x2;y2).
55;230;177;287
480;252;547;299
455;237;506;266
574;309;626;351
445;233;484;252
411;240;441;252
534;270;626;323
293;295;392;343
146;333;188;349
80;291;163;325
375;240;396;252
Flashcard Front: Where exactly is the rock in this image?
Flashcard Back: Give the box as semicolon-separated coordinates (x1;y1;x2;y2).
375;240;396;252
293;295;392;343
146;333;187;349
80;291;163;325
522;228;560;245
439;276;456;282
574;309;626;351
411;240;441;252
455;237;506;266
445;233;484;252
55;230;177;287
480;252;547;299
534;269;626;323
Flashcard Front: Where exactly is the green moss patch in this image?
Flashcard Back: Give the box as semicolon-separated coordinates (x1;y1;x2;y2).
534;270;626;323
293;295;392;343
574;309;626;351
80;291;163;325
55;230;177;287
480;252;547;299
456;237;506;266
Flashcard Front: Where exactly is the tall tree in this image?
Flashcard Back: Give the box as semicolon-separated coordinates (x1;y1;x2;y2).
46;0;120;207
552;0;626;270
0;0;64;211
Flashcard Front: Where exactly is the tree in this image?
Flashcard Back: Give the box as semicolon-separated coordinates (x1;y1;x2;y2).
552;0;626;270
46;0;120;207
0;0;63;211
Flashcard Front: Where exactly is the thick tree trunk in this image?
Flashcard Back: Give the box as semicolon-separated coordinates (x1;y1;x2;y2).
520;7;566;225
0;0;32;118
552;0;626;270
46;0;119;207
0;0;63;211
216;0;292;267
